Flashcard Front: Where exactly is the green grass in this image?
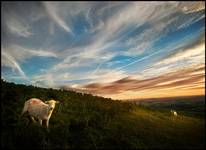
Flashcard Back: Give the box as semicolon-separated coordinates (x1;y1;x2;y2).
1;79;205;149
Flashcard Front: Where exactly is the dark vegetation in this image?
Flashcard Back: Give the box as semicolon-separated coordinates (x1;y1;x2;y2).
1;79;205;149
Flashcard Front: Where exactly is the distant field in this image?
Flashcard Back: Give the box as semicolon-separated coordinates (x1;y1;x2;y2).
130;96;205;118
1;80;205;149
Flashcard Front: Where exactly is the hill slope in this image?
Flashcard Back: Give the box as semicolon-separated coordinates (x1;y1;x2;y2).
132;96;205;118
1;80;205;149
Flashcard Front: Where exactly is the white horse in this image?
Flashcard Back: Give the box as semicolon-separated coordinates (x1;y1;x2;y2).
170;110;178;117
21;98;59;128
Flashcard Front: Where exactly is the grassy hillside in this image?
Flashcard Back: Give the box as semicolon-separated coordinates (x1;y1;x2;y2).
1;80;205;149
133;96;205;118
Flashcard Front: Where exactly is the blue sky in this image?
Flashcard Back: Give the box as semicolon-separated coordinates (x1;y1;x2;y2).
1;1;205;99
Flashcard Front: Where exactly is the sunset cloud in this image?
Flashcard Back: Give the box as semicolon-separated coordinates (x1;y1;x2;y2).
78;64;205;99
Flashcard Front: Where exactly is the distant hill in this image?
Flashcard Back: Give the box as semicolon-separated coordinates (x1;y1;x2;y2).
128;95;205;102
129;96;205;118
1;79;205;149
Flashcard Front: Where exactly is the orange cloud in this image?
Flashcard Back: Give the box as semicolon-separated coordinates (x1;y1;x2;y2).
78;63;205;100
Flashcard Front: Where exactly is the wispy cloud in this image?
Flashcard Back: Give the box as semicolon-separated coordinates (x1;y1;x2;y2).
43;1;204;73
2;44;57;82
2;50;28;79
155;43;204;66
31;73;56;88
43;2;73;34
138;40;205;79
179;1;205;14
5;13;33;38
51;2;178;73
2;44;57;63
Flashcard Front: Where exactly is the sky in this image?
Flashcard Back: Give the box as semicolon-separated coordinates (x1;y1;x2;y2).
1;1;205;100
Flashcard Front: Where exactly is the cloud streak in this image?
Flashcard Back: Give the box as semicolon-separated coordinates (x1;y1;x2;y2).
1;44;57;82
2;51;27;79
4;12;33;38
2;44;57;63
79;64;204;99
43;2;73;34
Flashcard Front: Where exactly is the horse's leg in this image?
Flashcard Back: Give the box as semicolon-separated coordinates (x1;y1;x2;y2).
30;116;37;123
39;119;42;126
